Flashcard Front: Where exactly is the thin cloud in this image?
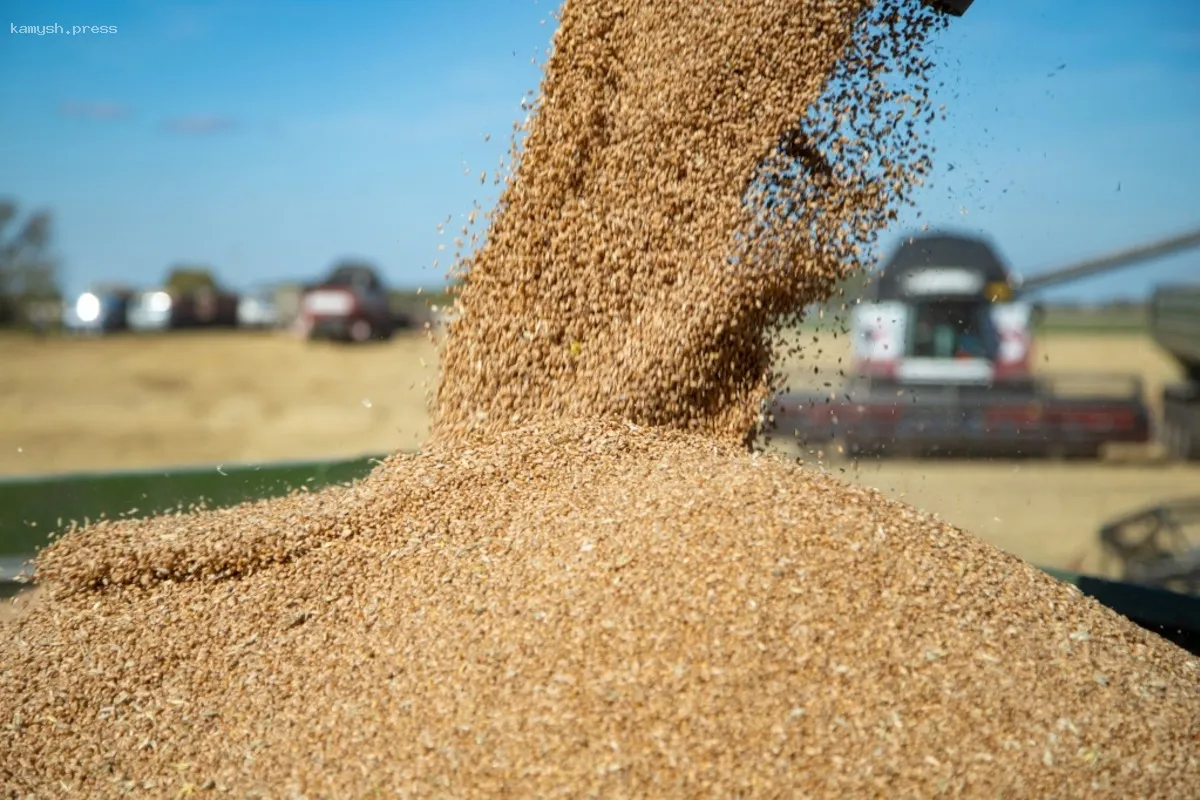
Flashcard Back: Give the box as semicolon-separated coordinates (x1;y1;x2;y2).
163;115;239;135
60;100;132;120
296;104;523;145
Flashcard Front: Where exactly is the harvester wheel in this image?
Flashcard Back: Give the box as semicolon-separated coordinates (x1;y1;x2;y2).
349;319;373;343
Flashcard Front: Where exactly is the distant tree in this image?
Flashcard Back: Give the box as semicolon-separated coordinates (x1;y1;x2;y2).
0;200;15;232
0;200;63;327
164;265;219;294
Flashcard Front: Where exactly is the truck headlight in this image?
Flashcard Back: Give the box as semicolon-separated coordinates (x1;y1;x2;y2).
75;293;101;323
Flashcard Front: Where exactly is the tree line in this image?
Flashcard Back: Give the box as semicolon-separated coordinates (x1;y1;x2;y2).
0;200;61;327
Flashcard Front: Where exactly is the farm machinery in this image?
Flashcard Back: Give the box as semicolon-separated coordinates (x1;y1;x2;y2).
125;286;240;332
1149;283;1200;461
1098;497;1200;598
297;263;397;343
62;284;135;334
750;0;1200;461
770;227;1200;459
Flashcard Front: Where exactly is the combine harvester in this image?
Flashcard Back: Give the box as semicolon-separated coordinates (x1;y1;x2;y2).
773;226;1200;459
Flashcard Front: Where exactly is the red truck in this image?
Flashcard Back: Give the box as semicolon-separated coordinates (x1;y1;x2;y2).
298;264;396;343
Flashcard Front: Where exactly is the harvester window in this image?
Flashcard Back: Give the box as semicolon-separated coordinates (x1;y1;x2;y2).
910;301;998;361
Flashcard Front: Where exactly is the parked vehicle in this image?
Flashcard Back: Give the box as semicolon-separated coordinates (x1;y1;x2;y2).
62;286;134;334
237;286;281;329
126;287;239;331
298;264;395;343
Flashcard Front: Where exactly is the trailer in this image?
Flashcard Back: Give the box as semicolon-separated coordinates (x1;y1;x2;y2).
1149;284;1200;461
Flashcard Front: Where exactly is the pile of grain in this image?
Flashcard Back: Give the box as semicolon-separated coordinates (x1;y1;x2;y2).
6;419;1199;796
3;0;1198;797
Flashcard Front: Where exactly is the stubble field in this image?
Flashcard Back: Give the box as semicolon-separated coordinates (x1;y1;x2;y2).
1;328;1195;577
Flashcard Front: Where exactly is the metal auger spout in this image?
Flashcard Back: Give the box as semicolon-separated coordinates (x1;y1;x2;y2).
921;0;975;16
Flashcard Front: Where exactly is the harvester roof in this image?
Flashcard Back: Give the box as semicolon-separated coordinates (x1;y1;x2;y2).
872;232;1014;302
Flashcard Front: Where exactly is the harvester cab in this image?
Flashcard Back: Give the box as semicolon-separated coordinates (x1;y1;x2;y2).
851;233;1031;388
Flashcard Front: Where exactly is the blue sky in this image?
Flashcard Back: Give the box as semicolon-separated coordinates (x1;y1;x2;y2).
2;0;1197;302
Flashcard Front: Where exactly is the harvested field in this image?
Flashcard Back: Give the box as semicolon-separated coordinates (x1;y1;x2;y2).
2;329;1196;574
0;329;1182;476
0;331;439;476
814;458;1200;578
